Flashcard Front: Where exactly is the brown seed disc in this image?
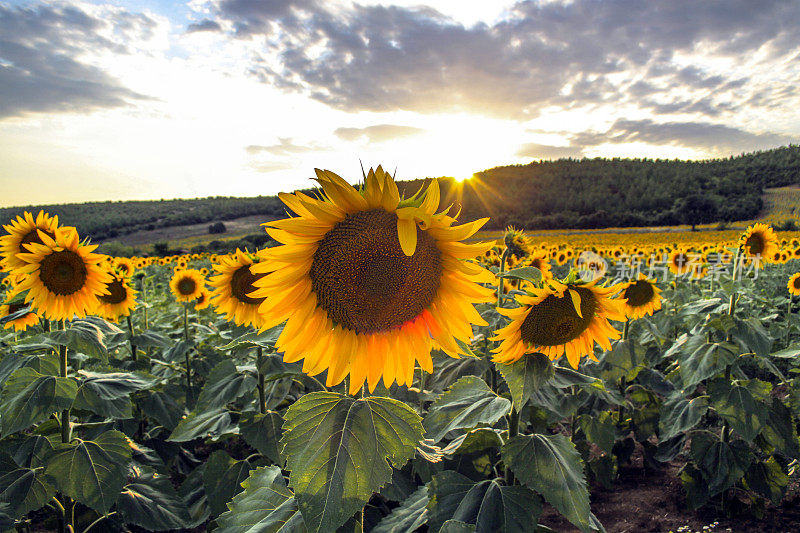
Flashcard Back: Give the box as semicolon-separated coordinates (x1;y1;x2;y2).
39;250;88;296
520;286;596;346
309;208;442;334
793;277;800;290
745;233;765;255
231;265;265;305
99;278;127;304
177;277;197;296
21;229;55;248
623;280;655;307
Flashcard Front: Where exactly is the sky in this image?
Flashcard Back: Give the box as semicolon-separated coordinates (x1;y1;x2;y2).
1;0;799;207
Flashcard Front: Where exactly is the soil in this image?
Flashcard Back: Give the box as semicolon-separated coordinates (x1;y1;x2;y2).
538;444;800;533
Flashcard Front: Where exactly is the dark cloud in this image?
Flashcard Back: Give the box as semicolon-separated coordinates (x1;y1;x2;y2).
334;124;424;143
571;119;798;153
0;4;151;119
186;19;221;33
211;0;800;121
246;137;324;155
516;143;583;160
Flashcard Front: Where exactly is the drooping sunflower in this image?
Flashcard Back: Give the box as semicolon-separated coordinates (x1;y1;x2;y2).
492;279;625;369
208;249;266;327
13;227;112;321
250;166;495;394
194;288;211;310
526;250;552;279
0;211;66;271
740;223;779;263
169;269;205;302
503;226;531;259
0;300;40;331
619;273;662;319
95;273;137;322
788;273;800;296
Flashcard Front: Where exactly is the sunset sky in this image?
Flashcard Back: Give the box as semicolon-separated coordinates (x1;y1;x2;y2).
1;0;799;207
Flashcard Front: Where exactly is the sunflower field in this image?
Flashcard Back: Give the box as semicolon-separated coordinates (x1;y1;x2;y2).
2;168;800;532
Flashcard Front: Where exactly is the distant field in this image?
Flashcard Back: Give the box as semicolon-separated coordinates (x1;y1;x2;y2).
99;214;272;247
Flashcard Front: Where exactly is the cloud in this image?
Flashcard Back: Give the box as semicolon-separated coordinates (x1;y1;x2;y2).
186;19;221;33
334;124;424;143
210;0;800;120
571;119;799;153
246;137;325;155
0;3;152;119
516;143;583;160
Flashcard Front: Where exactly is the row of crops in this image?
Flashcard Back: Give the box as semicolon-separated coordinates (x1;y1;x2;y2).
1;168;800;532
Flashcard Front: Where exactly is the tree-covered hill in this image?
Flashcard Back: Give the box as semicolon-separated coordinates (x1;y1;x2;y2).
2;145;799;238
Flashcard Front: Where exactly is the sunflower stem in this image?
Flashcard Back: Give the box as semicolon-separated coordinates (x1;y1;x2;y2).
622;319;630;341
504;407;520;485
354;508;364;533
256;346;266;414
126;314;136;362
496;248;511;307
787;294;793;348
57;322;74;533
183;304;193;404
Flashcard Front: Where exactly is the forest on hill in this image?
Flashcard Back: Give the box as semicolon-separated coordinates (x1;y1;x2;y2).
2;145;799;241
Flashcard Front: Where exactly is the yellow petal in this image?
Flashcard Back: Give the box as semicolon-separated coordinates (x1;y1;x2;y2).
397;217;417;256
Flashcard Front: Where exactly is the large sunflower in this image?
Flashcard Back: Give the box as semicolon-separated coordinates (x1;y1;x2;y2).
788;273;800;296
13;227;111;321
0;211;67;271
620;273;662;319
250;166;495;394
740;223;779;263
208;249;266;327
95;272;137;322
169;269;205;302
492;279;625;369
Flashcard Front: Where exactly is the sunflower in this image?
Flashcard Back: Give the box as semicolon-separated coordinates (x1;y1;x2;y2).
526;250;552;279
95;272;137;322
113;257;135;277
668;250;693;276
169;269;205;302
194;288;211;310
0;300;40;332
740;223;779;263
788;273;800;296
12;227;111;321
250;166;495;394
492;279;625;369
208;249;266;327
0;211;66;271
503;226;531;259
619;273;662;319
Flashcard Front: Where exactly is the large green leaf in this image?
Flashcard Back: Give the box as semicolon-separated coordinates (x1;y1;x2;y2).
0;461;55;518
0;367;77;436
731;317;772;357
427;471;541;533
44;430;132;514
138;390;183;430
495;353;555;409
47;318;121;360
374;486;429;533
760;398;800;459
216;465;306;533
690;433;752;496
708;378;766;441
196;360;258;410
203;450;254;517
677;338;738;390
502;266;542;284
745;457;789;504
424;376;511;443
280;392;423;533
578;412;616;454
130;331;172;349
167;408;235;442
73;384;132;419
117;466;192;531
659;396;709;441
240;411;284;465
502;434;601;532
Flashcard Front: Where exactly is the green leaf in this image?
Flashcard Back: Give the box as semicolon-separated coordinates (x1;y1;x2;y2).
221;327;283;350
280;392;423;533
502;434;599;532
578;412;616;454
770;343;800;358
196;360;258;410
495;353;555;409
178;465;210;528
216;465;306;533
659;396;709;441
44;430;132;514
0;464;55;518
427;472;541;533
745;457;789;504
77;370;156;398
760;398;800;459
551;367;599;388
0;367;78;436
502;266;542;284
73;384;132;419
167;408;235;442
130;331;172;349
203;450;254;517
138;390;183;430
441;428;505;457
240;411;284;465
690;433;752;496
47;318;120;360
117;466;192;531
731;317;773;357
441;520;476;532
423;376;511;443
163;340;193;363
12;435;55;468
708;378;766;441
374;486;428;533
678;340;737;390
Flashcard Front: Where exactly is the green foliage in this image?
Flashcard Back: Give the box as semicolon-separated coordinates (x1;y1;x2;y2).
423;376;511;443
0;367;77;436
